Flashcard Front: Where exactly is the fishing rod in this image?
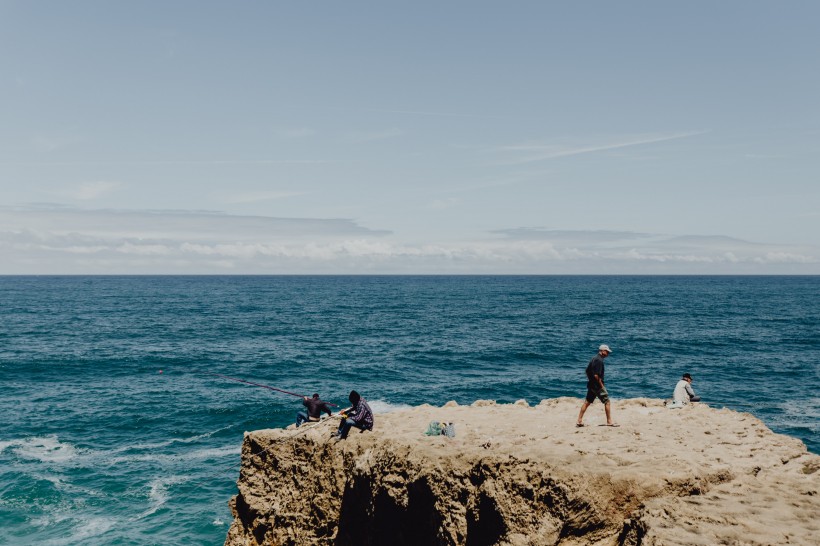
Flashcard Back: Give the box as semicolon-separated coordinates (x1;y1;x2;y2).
202;372;339;407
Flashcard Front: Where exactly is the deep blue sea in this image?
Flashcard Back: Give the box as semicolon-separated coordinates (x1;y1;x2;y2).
1;276;818;545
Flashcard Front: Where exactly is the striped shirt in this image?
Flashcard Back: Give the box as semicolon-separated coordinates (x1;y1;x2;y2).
349;399;374;430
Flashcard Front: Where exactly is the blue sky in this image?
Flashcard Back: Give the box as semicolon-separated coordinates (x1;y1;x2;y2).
1;1;818;273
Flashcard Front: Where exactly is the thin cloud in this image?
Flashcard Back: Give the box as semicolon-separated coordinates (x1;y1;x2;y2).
493;228;652;244
30;134;83;152
0;159;330;166
433;170;554;195
78;181;122;200
428;198;459;210
494;131;708;165
744;153;785;159
223;190;307;204
659;235;757;247
344;128;404;143
67;181;123;201
356;107;512;120
0;210;816;273
275;127;315;140
287;104;513;120
0;206;390;243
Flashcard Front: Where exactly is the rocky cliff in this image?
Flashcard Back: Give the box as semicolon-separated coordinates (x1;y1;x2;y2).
224;398;819;546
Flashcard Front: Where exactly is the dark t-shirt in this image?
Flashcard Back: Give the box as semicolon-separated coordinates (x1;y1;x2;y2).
302;397;332;419
585;354;605;391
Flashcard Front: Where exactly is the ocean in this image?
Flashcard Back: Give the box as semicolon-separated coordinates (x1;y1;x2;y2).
1;275;818;545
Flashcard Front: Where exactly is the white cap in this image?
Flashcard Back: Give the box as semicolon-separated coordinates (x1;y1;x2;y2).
599;344;612;353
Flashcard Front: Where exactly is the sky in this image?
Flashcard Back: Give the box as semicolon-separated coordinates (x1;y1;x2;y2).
1;1;818;274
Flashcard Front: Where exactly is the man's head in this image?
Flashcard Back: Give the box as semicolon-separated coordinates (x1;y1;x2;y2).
682;373;692;382
312;393;320;399
349;390;361;405
598;344;612;357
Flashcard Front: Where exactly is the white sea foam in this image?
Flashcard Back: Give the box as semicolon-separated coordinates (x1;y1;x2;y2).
1;435;79;463
212;518;225;526
107;443;239;466
368;399;413;414
115;425;237;453
35;513;118;545
65;516;117;542
778;398;820;432
29;471;65;488
135;475;188;519
185;445;241;460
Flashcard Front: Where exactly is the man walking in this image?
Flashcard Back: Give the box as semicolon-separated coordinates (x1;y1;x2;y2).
576;344;619;427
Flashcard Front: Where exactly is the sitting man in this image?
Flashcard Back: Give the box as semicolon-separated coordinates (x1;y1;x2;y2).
673;373;701;404
333;390;373;439
296;393;332;427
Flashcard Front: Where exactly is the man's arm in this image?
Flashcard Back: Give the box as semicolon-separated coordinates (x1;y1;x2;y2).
590;359;605;389
592;361;604;388
685;383;696;399
347;404;362;422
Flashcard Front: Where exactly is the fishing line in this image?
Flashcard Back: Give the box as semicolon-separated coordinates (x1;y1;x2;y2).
197;372;339;407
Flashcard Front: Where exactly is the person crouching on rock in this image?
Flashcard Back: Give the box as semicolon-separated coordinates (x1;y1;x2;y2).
296;393;333;427
333;390;373;439
673;373;701;404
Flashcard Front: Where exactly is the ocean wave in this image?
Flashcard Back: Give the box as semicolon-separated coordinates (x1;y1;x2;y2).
0;430;238;471
0;435;80;463
30;511;118;546
109;424;237;454
37;474;105;498
775;398;820;433
184;445;241;460
105;444;240;466
135;475;189;520
61;516;117;545
368;400;413;414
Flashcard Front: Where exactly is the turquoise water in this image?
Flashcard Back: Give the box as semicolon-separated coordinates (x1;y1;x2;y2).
1;275;818;545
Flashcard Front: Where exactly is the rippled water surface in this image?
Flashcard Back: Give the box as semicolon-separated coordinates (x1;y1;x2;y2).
1;276;818;544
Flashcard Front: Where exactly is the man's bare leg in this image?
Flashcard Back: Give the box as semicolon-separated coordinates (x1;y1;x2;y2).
577;401;591;425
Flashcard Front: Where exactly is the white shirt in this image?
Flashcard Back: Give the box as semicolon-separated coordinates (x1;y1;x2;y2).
673;379;696;404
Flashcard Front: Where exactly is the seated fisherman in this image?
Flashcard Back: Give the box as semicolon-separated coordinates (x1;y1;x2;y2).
673;373;701;404
296;393;332;427
333;390;373;439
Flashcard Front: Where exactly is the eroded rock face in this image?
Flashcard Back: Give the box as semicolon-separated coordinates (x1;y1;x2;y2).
224;399;819;546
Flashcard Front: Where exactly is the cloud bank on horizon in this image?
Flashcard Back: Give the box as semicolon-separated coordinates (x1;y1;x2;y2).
0;207;815;274
1;3;818;274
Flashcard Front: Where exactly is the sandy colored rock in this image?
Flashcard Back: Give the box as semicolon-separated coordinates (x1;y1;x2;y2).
224;398;819;546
